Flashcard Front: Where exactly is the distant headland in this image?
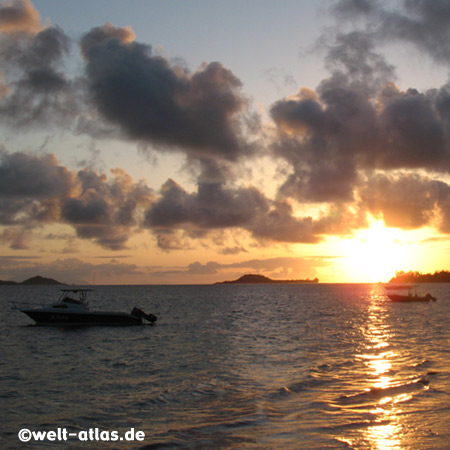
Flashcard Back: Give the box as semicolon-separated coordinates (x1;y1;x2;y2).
0;275;65;286
389;270;450;284
216;274;319;284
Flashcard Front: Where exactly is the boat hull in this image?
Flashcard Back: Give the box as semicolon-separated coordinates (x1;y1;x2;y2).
21;309;144;326
387;294;436;303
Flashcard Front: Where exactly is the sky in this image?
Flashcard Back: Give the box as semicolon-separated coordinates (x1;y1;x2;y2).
1;0;450;285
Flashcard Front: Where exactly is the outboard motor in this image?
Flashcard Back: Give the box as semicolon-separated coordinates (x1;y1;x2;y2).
131;307;158;323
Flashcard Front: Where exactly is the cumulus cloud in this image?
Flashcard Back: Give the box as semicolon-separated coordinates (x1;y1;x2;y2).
0;0;41;34
359;173;440;229
271;81;450;204
270;0;450;208
0;150;75;198
81;24;254;161
61;167;154;250
0;150;155;250
79;21;135;57
0;150;76;225
143;178;363;248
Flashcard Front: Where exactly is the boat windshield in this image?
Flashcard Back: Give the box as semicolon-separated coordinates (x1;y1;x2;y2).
58;289;92;304
62;297;84;305
385;284;418;291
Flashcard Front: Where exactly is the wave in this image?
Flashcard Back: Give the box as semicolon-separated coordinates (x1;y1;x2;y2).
336;377;429;406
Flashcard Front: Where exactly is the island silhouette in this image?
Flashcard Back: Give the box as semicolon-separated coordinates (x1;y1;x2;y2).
216;274;319;284
0;275;64;286
389;270;450;284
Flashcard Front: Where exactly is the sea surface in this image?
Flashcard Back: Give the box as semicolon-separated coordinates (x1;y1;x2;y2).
1;283;450;449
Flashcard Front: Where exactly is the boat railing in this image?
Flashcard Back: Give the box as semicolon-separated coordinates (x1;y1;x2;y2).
11;301;49;310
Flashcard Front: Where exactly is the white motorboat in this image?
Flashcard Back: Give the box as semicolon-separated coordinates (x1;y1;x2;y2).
18;289;157;326
385;284;437;303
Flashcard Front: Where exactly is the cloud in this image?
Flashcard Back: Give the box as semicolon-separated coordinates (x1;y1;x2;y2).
60;167;154;250
356;172;450;235
0;23;78;127
79;21;135;57
270;77;450;207
145;179;268;229
0;256;143;284
0;226;32;249
0;150;76;225
219;246;248;255
0;149;75;198
359;173;440;229
144;179;320;246
0;0;41;34
268;0;450;209
150;256;332;280
143;177;364;247
334;0;450;65
81;24;254;161
0;150;155;250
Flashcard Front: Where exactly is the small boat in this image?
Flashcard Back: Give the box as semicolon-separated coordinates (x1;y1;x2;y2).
385;284;437;303
17;289;157;326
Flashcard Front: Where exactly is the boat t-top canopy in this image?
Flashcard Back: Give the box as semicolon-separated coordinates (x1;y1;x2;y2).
59;289;93;303
385;284;418;291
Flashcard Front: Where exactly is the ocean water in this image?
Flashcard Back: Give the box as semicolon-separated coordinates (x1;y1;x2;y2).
1;283;450;449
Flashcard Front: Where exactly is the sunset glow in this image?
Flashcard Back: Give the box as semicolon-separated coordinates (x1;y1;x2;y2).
337;220;415;283
1;0;450;284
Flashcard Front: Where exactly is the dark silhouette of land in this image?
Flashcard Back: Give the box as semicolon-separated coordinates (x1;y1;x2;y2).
389;270;450;284
216;274;319;284
0;275;64;286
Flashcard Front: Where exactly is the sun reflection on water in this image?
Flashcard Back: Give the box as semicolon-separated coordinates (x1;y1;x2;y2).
363;292;404;449
338;285;408;449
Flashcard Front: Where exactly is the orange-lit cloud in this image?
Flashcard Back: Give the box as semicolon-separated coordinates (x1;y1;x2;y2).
0;0;41;34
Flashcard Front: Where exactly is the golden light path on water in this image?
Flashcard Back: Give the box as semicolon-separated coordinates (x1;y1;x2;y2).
337;286;429;449
363;293;403;450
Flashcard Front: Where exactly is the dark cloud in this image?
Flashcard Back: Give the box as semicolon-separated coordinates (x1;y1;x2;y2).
356;172;450;235
144;178;362;247
145;179;268;230
334;0;450;65
324;31;395;95
270;0;450;207
0;150;155;250
0;150;75;198
376;85;449;169
0;150;75;225
271;81;450;206
271;82;372;203
359;173;440;229
219;246;248;255
61;167;154;250
0;24;78;127
81;24;253;161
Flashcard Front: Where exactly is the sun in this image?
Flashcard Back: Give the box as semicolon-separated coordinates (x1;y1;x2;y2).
337;219;414;283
